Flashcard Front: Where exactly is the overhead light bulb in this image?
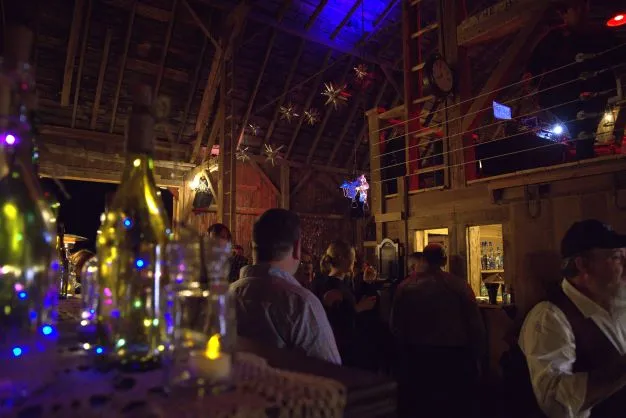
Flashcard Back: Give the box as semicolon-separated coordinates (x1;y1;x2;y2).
607;13;625;27
551;124;564;135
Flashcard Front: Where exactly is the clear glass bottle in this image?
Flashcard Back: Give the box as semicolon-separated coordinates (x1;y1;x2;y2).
0;25;59;401
96;85;170;369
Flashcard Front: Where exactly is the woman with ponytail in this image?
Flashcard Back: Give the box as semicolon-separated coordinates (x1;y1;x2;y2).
311;241;377;367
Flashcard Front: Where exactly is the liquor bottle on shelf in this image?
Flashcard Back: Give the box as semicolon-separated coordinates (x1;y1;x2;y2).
0;25;59;401
480;242;488;271
58;222;70;298
96;84;171;370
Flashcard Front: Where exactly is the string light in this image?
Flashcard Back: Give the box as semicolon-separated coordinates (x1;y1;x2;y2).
321;82;350;109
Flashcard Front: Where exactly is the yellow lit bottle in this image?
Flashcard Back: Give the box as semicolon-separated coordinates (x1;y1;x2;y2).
96;85;170;369
0;25;59;400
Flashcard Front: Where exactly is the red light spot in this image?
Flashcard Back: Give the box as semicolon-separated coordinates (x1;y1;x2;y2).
607;13;626;27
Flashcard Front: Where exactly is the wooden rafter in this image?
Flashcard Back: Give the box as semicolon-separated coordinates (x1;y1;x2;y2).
181;0;219;49
236;0;292;149
249;159;280;197
285;50;334;159
110;0;137;133
306;56;355;165
330;0;363;40
90;29;112;129
291;170;314;197
190;1;249;163
61;0;84;107
71;0;92;128
306;0;329;30
154;0;179;98
259;38;305;152
460;11;548;133
177;35;209;142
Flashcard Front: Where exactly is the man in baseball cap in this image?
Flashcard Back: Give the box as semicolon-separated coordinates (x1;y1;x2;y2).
520;219;626;417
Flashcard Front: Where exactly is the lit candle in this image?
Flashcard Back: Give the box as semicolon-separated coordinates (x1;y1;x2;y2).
188;334;231;381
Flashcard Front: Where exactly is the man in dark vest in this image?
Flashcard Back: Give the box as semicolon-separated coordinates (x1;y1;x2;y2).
520;219;626;417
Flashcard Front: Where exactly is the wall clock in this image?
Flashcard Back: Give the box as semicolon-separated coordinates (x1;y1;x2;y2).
424;53;454;97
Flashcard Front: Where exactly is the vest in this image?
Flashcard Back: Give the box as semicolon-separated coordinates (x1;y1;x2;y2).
549;287;626;417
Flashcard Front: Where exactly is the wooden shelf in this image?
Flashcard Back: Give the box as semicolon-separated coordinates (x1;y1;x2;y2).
481;269;504;274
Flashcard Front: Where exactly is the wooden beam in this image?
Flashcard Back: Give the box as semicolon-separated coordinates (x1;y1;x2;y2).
259;38;305;151
305;0;329;30
330;0;363;40
191;1;249;163
181;0;220;50
202;168;218;199
280;163;290;209
290;170;314;197
71;0;92;128
460;12;547;134
154;0;178;98
380;64;402;98
110;0;137;133
457;0;545;47
346;80;389;169
61;0;84;107
285;50;333;158
306;56;355;165
205;106;223;152
249;159;280;197
91;29;111;129
248;154;350;175
177;35;209;142
327;93;364;166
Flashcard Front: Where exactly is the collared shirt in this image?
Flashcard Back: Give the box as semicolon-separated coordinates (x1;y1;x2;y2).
519;280;626;418
229;264;341;365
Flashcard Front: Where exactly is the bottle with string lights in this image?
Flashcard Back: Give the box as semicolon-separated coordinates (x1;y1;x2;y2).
0;25;59;401
96;84;171;369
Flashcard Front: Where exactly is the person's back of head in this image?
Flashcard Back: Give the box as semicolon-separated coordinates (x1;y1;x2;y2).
407;252;426;274
320;240;355;277
208;223;232;248
253;209;301;275
423;244;447;270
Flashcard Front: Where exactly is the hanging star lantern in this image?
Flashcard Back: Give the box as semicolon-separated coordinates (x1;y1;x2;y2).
279;103;299;123
248;123;260;136
236;146;250;162
207;155;219;172
354;64;369;81
264;144;284;166
304;108;320;125
321;82;350;109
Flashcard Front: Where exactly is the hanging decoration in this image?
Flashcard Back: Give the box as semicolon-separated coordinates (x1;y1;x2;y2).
264;144;284;166
353;64;369;81
340;174;369;208
248;123;260;136
321;82;350;109
207;155;219;172
304;108;320;125
236;146;250;162
279;103;299;123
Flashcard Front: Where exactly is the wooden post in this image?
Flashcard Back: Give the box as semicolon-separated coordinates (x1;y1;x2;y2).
61;0;84;107
367;109;384;243
280;163;290;209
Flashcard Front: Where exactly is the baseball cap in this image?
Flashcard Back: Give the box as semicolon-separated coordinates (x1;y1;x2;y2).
561;219;626;258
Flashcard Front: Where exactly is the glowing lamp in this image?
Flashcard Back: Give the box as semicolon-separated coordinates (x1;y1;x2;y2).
607;14;625;27
12;347;23;357
551;124;564;135
95;347;104;354
41;325;53;336
206;334;221;360
4;134;17;145
18;291;27;300
123;217;133;228
135;258;146;269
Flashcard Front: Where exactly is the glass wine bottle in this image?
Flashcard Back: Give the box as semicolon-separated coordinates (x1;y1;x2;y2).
96;85;171;369
0;25;59;400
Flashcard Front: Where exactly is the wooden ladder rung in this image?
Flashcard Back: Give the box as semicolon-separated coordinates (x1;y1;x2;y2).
414;165;445;175
410;0;422;6
410;22;439;39
412;95;435;105
412;127;441;139
411;62;426;72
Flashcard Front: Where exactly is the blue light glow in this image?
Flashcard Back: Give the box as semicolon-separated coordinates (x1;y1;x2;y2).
340;174;370;204
135;259;146;269
18;291;27;300
12;347;22;357
95;347;104;354
123;217;133;228
41;325;53;336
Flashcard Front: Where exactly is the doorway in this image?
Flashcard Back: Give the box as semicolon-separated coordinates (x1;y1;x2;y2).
414;228;449;271
466;224;505;301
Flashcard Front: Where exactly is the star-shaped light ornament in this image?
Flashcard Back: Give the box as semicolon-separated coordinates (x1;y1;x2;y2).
304;108;320;126
354;64;369;81
236;146;250;162
264;144;284;167
279;103;299;123
321;82;349;109
248;123;260;136
208;155;219;172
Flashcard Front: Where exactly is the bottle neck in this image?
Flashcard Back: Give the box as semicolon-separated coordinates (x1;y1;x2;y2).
121;152;156;183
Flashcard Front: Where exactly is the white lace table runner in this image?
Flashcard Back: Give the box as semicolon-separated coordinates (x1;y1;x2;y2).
2;348;346;418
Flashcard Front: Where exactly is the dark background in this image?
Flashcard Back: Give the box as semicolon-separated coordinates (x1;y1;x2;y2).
41;179;174;253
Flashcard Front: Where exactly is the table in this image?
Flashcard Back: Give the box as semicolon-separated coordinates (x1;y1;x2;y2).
3;298;397;418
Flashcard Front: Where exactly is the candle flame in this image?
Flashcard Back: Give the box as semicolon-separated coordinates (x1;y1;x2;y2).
205;334;221;360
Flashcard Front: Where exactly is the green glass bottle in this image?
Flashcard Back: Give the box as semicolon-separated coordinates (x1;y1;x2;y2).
0;25;58;400
96;85;171;369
